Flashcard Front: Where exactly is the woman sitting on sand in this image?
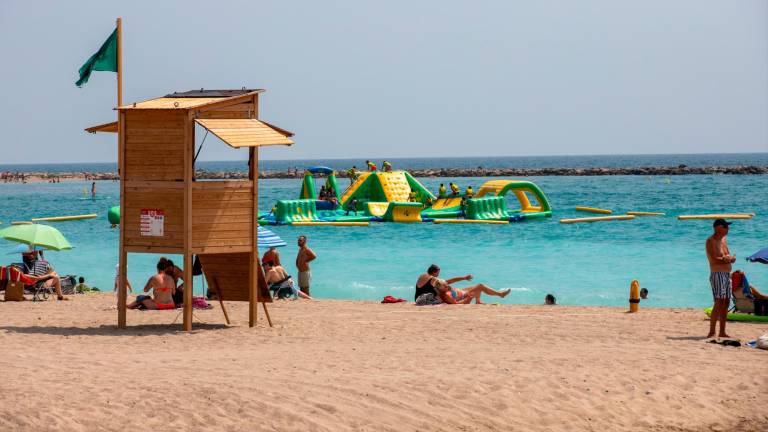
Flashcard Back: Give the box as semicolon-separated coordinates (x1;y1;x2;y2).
160;257;184;306
127;259;176;310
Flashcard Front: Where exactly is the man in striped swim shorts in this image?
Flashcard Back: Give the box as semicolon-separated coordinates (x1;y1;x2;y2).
705;219;736;338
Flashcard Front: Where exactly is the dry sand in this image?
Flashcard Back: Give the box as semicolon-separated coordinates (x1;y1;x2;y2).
1;294;766;432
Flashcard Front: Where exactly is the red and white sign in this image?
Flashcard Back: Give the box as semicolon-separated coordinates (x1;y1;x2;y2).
140;209;164;237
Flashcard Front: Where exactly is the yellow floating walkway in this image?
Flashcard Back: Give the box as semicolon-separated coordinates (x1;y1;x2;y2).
677;213;754;220
433;219;509;225
575;206;612;214
560;215;635;224
32;214;98;222
290;221;369;227
626;211;665;216
11;221;32;225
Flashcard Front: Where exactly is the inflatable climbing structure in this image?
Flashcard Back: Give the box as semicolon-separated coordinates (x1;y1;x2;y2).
260;167;552;225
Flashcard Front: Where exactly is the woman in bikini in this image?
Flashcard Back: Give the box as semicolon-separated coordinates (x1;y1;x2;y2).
434;276;511;304
160;258;185;306
127;259;177;310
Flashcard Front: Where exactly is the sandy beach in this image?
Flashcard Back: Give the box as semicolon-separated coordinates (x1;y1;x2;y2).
1;294;766;432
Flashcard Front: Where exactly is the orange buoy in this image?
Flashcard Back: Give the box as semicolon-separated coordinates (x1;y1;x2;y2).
629;280;640;313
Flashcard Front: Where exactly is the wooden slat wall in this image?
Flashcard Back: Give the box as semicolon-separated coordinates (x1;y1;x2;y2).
191;182;254;250
196;102;255;120
123;184;184;249
124;111;187;181
198;253;271;302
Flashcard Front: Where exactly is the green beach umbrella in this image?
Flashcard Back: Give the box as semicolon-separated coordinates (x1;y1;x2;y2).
0;224;72;251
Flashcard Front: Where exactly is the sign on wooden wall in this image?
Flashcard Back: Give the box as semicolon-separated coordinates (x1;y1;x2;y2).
140;209;165;237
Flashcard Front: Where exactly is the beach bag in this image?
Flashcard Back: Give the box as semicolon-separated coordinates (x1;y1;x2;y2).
3;267;25;301
415;293;442;306
60;275;77;295
757;333;768;350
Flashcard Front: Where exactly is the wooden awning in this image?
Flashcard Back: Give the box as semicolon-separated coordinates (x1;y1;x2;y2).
85;121;118;133
194;119;294;148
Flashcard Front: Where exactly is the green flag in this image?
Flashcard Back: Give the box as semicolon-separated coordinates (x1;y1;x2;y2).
76;28;118;87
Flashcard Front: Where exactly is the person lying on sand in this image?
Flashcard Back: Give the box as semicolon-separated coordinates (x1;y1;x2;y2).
127;259;176;310
435;278;511;305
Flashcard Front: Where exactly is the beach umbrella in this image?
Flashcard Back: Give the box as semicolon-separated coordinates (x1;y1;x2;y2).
0;224;72;251
746;247;768;265
258;226;286;248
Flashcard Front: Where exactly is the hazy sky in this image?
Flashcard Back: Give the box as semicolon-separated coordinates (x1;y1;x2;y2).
0;1;766;164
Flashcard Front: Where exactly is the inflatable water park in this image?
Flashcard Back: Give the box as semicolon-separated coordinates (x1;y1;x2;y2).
258;166;553;226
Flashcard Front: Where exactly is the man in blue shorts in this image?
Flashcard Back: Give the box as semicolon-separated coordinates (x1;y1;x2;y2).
705;219;736;338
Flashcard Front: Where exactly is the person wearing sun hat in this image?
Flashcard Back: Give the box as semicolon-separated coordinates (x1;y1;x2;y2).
705;218;736;338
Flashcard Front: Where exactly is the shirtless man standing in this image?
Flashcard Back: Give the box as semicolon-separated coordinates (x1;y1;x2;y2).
296;235;317;296
705;219;736;338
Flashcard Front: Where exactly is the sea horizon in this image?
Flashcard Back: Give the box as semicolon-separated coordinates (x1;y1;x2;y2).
1;152;767;174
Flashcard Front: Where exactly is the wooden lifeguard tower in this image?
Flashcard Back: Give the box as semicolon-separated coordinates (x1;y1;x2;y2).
87;89;294;330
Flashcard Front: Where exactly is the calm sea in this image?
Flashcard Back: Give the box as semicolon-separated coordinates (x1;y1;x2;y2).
0;154;766;309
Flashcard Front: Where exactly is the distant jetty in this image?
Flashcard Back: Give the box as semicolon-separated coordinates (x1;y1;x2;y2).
3;164;766;183
203;164;768;179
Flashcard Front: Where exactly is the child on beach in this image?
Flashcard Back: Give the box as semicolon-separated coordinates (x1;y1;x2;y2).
74;276;94;293
113;264;133;294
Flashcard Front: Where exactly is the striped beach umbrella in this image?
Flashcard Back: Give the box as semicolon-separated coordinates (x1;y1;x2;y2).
258;226;286;248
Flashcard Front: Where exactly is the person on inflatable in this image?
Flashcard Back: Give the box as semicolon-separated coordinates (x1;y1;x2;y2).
382;160;392;172
465;185;474;198
346;166;359;184
366;160;377;171
450;183;460;196
438;183;446;198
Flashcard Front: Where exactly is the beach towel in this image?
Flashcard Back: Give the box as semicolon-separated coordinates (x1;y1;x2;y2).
192;296;213;310
381;295;406;304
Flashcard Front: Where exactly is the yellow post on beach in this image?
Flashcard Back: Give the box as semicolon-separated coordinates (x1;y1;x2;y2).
629;280;640;313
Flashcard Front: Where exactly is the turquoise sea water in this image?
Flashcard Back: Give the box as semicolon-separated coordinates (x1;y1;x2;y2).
0;172;765;308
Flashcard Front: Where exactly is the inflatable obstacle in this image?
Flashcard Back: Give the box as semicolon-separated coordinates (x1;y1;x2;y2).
108;206;120;225
560;215;635;224
575;206;612;214
267;167;553;225
276;199;319;224
704;307;768;323
465;196;509;221
32;214;97;222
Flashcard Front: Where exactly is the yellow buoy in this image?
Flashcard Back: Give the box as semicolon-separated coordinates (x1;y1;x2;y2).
626;211;665;216
629;280;640;313
677;213;754;220
31;214;98;222
290;221;369;227
560;215;635;224
575;206;612;214
433;219;509;225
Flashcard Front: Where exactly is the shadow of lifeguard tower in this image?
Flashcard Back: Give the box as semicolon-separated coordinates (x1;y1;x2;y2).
87;89;294;330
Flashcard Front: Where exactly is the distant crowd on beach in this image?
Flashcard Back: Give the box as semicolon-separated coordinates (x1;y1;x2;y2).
1;172;28;183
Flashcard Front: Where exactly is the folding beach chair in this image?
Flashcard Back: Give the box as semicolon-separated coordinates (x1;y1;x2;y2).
0;265;45;301
731;272;755;314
